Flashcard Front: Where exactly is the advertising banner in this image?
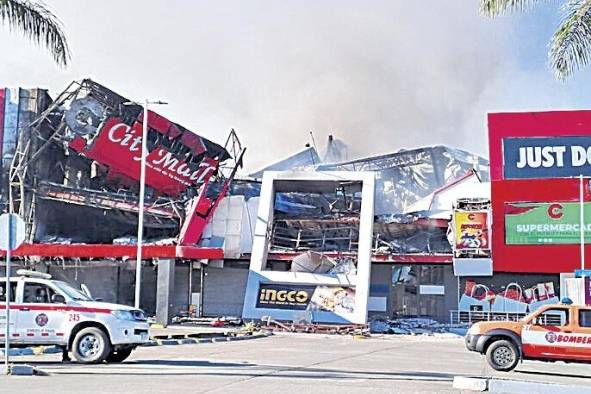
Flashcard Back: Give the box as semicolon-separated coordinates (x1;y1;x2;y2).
256;283;355;313
505;202;591;245
460;279;559;313
454;211;489;250
256;283;316;310
71;117;217;196
503;136;591;179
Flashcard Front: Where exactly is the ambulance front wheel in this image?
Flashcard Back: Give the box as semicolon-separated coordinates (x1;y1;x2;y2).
71;327;112;364
485;339;519;372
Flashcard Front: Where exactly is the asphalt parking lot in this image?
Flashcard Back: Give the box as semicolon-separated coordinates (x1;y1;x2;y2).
1;333;590;393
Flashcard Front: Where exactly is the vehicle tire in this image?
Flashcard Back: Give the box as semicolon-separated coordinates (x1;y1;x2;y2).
485;339;519;372
106;347;134;363
71;327;112;364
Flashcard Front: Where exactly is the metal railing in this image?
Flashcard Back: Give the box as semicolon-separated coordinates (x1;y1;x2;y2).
449;310;527;325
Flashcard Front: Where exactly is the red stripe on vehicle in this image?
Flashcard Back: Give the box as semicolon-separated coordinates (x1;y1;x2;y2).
11;333;19;337
26;333;34;337
8;305;111;314
41;333;49;337
56;333;64;337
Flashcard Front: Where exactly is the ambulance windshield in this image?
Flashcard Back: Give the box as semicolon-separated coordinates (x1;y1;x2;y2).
53;281;92;301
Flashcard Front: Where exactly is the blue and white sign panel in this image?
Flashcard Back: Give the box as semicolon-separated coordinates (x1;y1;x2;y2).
0;213;25;251
503;136;591;179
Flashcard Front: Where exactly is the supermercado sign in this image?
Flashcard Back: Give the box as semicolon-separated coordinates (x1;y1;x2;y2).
505;202;591;245
503;136;591;179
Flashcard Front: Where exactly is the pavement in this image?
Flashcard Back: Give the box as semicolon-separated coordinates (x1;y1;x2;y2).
0;333;590;393
0;324;252;356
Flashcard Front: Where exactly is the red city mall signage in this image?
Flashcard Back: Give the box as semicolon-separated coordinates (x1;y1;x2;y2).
70;116;217;196
488;110;591;273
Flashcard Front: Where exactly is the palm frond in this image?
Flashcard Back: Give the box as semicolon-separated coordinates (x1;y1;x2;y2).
0;0;70;67
480;0;540;17
550;0;591;80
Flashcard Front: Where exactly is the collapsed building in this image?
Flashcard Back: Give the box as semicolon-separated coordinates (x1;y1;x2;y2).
0;80;245;324
205;145;489;323
0;79;490;325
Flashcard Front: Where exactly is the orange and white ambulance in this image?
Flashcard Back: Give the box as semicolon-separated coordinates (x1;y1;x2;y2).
0;270;150;363
465;299;591;371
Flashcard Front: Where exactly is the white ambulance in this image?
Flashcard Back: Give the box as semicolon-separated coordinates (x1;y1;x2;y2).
0;270;150;363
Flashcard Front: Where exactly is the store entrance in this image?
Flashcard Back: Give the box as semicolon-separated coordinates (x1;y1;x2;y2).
390;265;448;322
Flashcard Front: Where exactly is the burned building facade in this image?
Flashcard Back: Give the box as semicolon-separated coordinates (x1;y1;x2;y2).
203;146;489;323
0;80;244;319
4;79;240;244
0;79;490;324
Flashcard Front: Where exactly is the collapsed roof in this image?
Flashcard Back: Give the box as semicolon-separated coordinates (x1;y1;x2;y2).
223;142;489;256
1;79;240;244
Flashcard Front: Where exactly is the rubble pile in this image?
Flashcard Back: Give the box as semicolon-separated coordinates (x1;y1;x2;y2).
369;315;467;336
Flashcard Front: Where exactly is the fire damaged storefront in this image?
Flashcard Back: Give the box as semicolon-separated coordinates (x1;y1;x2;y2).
4;79;241;244
0;79;491;324
201;146;488;323
0;79;245;319
450;110;591;323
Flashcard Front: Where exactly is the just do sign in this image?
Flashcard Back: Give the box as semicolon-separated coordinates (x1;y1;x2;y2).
503;136;591;179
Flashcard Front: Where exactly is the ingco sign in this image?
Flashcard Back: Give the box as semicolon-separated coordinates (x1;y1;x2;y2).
260;289;309;303
256;284;315;311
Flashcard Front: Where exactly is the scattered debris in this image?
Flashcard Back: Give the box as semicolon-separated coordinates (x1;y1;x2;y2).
172;315;243;327
291;251;336;273
369;315;465;336
261;315;367;335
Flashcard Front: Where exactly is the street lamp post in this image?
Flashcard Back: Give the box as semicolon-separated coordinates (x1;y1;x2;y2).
124;99;167;310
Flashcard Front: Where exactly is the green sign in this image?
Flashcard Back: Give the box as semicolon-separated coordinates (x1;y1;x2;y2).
505;202;591;245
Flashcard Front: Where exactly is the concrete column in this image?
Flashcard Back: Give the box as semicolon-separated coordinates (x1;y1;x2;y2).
156;259;175;327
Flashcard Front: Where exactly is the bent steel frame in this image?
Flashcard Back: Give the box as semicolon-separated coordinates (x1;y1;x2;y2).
242;170;375;325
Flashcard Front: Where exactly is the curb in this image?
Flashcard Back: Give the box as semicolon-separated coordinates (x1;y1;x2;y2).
488;378;591;394
146;332;271;347
0;332;272;356
452;376;487;392
453;376;591;394
0;346;61;357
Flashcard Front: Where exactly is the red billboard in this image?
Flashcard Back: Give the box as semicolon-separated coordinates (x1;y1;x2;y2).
70;115;218;196
489;110;591;273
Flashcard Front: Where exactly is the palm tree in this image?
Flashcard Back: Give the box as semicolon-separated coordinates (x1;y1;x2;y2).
0;0;70;66
481;0;591;80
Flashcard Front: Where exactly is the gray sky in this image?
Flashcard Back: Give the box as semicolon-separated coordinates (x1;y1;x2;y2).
0;1;586;172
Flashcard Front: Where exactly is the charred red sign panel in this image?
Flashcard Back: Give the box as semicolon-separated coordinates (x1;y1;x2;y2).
70;113;222;197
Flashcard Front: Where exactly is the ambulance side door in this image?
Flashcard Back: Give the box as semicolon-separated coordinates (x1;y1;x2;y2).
0;280;19;343
574;308;591;361
17;280;66;344
521;307;570;359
